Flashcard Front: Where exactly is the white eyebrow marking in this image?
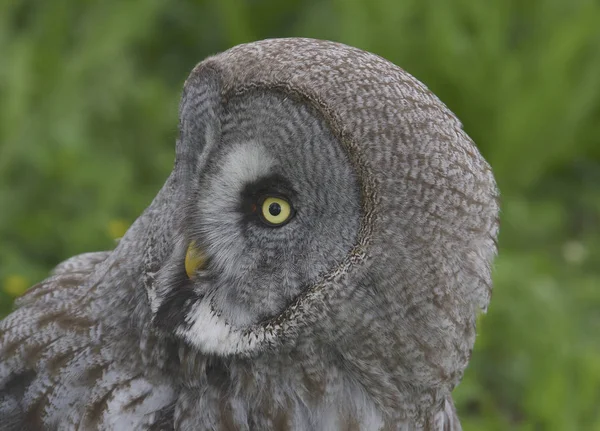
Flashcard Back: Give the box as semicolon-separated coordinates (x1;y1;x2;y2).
210;143;275;201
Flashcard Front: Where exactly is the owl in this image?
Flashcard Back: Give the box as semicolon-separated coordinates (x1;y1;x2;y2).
0;38;499;430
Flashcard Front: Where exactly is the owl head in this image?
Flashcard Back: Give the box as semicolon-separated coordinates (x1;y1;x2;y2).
139;38;499;415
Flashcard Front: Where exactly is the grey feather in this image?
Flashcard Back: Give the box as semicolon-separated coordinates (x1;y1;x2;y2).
0;38;498;430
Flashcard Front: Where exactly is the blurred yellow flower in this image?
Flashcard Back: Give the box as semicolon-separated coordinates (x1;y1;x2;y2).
4;274;28;297
108;219;129;239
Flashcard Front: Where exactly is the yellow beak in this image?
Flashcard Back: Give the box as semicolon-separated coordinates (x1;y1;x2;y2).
185;241;208;278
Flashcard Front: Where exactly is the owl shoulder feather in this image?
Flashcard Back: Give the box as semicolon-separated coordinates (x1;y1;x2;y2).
0;252;110;427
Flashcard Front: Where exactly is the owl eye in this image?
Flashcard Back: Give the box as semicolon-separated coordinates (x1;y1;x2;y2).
258;196;293;226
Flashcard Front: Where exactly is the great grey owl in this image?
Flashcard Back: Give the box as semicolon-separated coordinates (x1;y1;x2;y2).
0;38;499;430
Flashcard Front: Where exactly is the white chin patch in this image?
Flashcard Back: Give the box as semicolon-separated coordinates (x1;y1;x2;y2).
176;299;262;356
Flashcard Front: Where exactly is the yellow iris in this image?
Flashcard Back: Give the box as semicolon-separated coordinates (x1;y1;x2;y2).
185;241;207;278
261;197;292;226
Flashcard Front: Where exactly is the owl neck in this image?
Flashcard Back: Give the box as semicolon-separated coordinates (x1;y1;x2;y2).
163;342;460;430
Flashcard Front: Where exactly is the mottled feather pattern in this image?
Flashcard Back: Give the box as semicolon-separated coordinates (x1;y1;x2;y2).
0;38;498;430
0;250;175;429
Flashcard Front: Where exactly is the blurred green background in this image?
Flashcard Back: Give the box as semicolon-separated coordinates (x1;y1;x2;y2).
1;0;599;429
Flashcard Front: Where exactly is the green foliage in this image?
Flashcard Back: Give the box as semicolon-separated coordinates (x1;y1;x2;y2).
1;0;599;428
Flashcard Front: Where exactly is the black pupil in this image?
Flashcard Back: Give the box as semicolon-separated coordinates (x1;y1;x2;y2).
268;202;282;217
